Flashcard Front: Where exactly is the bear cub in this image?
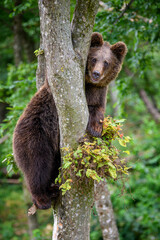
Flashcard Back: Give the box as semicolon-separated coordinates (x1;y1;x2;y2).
13;32;127;209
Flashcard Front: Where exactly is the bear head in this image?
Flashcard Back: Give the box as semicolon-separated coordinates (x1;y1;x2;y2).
86;32;127;87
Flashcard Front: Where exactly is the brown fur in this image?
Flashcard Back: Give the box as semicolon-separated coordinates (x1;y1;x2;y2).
86;32;127;137
13;82;60;209
13;32;127;209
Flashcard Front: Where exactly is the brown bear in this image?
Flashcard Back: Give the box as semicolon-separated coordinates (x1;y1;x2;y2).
86;32;127;137
13;32;127;210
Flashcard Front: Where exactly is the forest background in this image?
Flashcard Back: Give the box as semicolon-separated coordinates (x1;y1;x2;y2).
0;0;160;240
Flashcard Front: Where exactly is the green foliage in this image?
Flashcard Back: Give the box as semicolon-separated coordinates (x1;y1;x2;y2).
56;117;131;195
0;62;37;171
2;153;18;176
32;229;43;240
111;159;160;240
34;48;44;57
0;183;54;240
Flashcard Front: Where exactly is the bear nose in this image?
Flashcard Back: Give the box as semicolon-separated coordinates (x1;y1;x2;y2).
92;71;100;79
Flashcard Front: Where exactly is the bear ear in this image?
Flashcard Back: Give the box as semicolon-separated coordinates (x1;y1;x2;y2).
90;32;104;47
111;42;127;62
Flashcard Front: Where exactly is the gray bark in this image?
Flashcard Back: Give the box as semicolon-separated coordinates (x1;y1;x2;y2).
38;0;89;147
38;0;99;239
95;181;119;240
71;0;99;66
52;183;94;240
36;36;46;89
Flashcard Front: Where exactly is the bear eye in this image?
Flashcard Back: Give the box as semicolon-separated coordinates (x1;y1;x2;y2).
92;58;97;64
104;61;109;67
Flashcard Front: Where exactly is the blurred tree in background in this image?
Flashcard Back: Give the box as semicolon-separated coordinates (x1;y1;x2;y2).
0;0;160;239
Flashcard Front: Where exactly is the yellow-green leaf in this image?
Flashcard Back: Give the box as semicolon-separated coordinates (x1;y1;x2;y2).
123;150;130;155
107;162;117;179
118;139;126;147
86;169;102;182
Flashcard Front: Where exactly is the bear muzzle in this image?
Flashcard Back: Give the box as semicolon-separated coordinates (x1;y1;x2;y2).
91;71;101;83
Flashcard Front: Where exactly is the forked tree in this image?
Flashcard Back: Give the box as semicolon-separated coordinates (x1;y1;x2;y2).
37;1;119;240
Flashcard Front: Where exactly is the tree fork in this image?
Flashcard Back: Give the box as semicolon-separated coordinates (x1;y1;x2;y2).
38;0;99;239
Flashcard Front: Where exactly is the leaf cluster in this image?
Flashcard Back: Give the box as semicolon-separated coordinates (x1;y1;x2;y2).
0;63;37;172
56;117;131;195
2;153;18;176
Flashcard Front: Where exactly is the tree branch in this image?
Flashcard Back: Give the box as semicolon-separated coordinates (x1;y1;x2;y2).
114;0;135;24
95;181;120;240
125;67;160;124
139;89;160;124
0;135;8;144
71;0;99;66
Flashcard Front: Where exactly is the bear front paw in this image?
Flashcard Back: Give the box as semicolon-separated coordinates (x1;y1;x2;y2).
87;121;103;137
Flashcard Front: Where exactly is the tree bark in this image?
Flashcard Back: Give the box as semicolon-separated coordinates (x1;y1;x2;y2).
38;0;99;239
95;181;120;240
36;36;46;89
71;0;99;66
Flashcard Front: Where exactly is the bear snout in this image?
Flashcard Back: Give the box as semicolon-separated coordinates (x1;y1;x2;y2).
92;71;101;82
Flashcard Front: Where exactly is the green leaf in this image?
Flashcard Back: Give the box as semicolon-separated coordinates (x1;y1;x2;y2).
116;119;126;123
107;162;117;179
123;150;130;155
97;162;106;168
59;179;72;195
7;165;13;173
86;169;103;182
63;161;72;169
118;139;126;147
76;170;83;177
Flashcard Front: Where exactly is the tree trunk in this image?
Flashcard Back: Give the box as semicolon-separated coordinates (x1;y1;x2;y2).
38;0;99;239
95;82;120;240
24;182;39;240
95;181;119;240
36;36;46;89
13;12;23;66
21;29;35;63
52;184;94;240
0;102;8;123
